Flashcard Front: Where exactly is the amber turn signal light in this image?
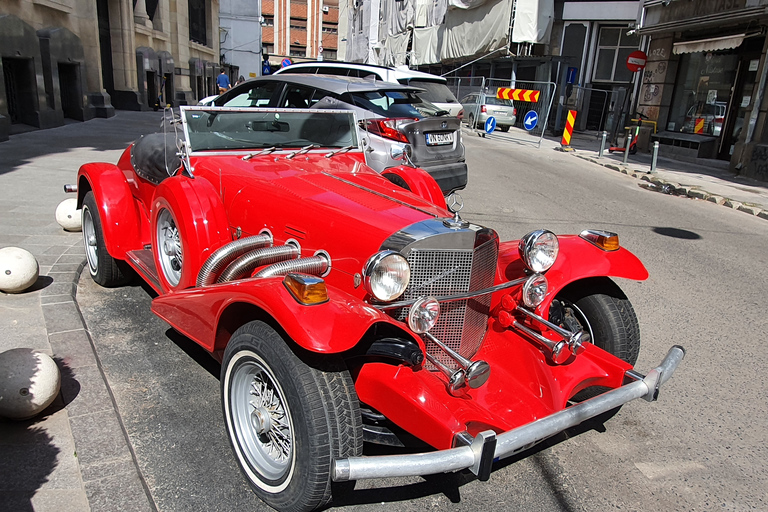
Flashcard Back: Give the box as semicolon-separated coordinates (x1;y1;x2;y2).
283;273;329;305
579;229;620;251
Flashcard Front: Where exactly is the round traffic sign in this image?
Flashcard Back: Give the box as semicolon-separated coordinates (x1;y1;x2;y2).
281;58;293;68
523;110;538;131
484;116;496;134
626;50;647;72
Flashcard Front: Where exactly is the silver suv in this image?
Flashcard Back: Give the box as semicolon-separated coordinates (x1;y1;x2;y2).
214;74;467;194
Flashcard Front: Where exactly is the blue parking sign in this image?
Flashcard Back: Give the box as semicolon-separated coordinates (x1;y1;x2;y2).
523;111;538;131
484;116;496;134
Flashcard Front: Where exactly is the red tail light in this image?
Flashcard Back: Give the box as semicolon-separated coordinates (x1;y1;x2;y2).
363;118;417;143
481;105;487;113
513;107;517;116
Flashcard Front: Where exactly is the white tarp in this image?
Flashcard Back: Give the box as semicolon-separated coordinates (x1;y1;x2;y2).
379;32;411;67
511;0;553;43
411;0;512;65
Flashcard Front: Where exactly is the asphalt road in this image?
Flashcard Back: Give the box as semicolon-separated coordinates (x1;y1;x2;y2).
77;132;768;511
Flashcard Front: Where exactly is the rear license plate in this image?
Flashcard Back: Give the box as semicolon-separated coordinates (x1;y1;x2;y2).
425;132;454;146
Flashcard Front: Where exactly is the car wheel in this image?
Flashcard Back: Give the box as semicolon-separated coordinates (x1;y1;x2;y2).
81;191;130;287
222;321;363;511
154;206;183;289
500;126;510;132
551;279;640;366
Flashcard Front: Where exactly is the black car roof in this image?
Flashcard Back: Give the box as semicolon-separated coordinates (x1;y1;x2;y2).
232;74;424;95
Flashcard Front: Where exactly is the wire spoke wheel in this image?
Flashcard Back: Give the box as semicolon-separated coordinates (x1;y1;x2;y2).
156;208;182;287
82;205;99;275
230;356;294;482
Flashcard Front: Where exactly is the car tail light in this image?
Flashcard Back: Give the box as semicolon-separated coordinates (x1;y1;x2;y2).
457;109;464;120
513;107;517;116
363;118;417;143
481;105;487;113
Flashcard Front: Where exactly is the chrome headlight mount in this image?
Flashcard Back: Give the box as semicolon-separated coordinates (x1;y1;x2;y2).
518;229;559;273
363;250;411;302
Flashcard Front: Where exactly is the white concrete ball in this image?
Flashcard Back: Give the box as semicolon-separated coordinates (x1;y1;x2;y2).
0;247;39;293
56;198;82;231
0;348;61;420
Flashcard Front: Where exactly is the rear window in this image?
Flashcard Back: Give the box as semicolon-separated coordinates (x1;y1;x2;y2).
350;91;424;118
485;96;513;106
406;80;458;104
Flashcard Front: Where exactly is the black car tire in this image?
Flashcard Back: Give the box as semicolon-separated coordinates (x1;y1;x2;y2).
500;126;510;132
222;321;362;511
81;191;130;287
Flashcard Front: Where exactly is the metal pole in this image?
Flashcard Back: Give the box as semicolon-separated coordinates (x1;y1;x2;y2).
598;131;607;158
650;141;659;173
623;133;632;164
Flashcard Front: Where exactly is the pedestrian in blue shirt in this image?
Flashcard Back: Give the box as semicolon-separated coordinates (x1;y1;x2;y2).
217;69;231;94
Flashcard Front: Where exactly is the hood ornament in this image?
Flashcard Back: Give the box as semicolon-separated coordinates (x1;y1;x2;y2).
443;193;469;229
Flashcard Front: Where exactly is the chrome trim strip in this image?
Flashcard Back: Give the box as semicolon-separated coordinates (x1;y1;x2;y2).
321;172;439;218
331;346;685;482
372;277;528;310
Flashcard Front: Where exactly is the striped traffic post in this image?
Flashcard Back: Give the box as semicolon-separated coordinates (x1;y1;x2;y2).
560;110;577;150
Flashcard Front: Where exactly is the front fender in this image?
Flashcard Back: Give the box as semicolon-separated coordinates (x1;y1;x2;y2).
498;235;648;312
151;278;401;354
77;162;142;259
382;166;447;209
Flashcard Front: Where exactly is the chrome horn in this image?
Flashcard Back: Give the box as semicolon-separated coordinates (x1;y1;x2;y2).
424;332;490;390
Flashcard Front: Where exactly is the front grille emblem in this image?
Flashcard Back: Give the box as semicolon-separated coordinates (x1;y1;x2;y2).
444;193;469;229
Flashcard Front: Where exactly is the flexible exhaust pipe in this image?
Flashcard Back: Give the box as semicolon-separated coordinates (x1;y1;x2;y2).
197;233;272;286
254;254;329;278
217;245;300;283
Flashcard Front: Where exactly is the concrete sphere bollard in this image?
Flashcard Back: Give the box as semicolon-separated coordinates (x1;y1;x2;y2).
0;348;61;420
56;198;82;232
0;247;39;293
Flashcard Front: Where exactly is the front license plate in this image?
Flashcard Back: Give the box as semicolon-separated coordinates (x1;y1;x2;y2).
425;132;454;146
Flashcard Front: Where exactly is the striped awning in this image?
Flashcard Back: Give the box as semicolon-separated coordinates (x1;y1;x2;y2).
672;34;745;54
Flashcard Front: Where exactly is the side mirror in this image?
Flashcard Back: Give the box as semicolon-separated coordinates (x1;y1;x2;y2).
390;144;412;162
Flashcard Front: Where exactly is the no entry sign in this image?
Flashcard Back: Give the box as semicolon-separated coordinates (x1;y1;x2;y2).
626;50;647;73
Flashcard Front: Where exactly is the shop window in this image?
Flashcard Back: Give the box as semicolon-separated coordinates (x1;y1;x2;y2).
593;27;639;83
668;52;738;136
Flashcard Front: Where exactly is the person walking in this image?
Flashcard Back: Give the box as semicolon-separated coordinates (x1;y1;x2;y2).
217;68;231;94
235;75;245;86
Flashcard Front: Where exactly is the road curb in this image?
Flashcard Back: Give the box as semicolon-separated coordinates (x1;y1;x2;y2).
575;154;766;221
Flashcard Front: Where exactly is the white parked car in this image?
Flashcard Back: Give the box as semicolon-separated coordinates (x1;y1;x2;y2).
274;62;463;117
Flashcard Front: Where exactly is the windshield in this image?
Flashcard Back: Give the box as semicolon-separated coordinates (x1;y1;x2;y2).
349;91;424;118
180;107;359;152
407;80;458;104
485;96;513;106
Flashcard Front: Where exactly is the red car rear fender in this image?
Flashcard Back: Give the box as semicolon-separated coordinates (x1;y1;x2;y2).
77;163;143;260
381;166;447;209
151;278;402;355
498;235;649;313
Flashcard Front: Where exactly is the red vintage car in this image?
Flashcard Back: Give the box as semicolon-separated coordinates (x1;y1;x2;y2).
74;107;683;511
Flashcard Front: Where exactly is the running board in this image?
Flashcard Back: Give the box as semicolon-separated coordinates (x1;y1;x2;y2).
126;249;162;294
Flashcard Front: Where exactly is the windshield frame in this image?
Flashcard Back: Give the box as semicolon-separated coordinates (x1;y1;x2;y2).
179;106;361;155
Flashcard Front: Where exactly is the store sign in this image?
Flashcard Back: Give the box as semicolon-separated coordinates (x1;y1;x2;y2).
627;51;648;73
659;0;746;23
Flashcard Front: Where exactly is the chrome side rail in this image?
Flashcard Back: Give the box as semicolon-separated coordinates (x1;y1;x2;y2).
332;345;685;482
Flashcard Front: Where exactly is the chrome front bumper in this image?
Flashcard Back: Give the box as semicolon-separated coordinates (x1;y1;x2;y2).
332;345;685;482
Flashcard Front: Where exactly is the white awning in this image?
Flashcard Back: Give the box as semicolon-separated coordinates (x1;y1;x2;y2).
672;34;745;54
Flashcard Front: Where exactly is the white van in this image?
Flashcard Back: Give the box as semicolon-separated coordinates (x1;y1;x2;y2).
274;62;463;117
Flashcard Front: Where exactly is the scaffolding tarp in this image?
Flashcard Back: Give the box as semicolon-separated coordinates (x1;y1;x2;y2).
511;0;554;44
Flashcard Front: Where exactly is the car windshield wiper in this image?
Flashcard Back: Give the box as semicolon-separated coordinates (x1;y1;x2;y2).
324;145;357;158
285;144;320;159
242;147;276;161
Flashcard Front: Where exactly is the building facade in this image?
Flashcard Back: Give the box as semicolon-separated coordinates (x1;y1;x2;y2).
220;0;263;80
0;0;219;141
261;0;340;70
637;0;768;181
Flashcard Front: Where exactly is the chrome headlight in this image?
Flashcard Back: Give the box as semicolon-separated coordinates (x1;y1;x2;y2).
522;274;548;308
518;229;559;273
363;250;411;301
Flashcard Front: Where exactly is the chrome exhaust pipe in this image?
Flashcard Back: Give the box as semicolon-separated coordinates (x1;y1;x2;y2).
196;234;272;286
217;245;299;282
254;254;329;278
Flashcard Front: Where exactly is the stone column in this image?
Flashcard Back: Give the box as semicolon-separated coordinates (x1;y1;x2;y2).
134;0;152;26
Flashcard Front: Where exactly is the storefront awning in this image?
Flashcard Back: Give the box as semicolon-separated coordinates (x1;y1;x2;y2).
672;34;745;55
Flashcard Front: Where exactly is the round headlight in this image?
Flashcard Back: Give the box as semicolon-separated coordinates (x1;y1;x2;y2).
518;230;559;273
408;296;440;333
522;274;548;308
363;251;410;301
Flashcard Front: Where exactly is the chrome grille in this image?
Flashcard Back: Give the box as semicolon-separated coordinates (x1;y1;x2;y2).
397;239;499;369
